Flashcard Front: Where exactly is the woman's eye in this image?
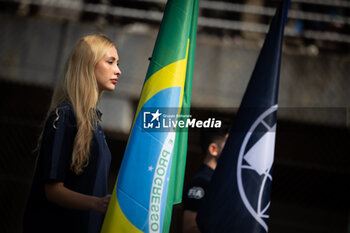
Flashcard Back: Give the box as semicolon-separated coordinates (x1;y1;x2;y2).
108;61;113;64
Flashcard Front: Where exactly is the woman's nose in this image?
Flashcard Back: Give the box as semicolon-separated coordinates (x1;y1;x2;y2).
114;66;121;75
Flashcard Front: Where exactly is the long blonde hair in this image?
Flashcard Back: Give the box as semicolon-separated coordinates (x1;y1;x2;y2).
46;34;115;174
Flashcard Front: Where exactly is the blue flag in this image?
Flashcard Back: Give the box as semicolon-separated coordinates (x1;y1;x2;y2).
196;0;290;232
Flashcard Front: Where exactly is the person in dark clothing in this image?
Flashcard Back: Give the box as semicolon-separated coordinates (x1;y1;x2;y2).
183;127;229;233
23;34;122;233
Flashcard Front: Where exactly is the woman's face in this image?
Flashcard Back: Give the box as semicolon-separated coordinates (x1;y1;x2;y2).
95;46;121;93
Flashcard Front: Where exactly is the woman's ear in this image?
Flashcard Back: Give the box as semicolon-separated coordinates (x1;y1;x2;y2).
208;142;219;157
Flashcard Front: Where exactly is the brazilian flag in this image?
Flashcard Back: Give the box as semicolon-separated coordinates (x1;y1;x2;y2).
101;0;199;232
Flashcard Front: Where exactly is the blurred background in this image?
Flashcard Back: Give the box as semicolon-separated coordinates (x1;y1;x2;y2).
0;0;349;232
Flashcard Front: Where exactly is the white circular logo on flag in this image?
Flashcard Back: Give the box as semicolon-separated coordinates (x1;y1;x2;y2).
237;105;277;232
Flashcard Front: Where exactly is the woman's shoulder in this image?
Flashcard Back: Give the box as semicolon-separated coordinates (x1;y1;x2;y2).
48;101;76;125
56;101;73;112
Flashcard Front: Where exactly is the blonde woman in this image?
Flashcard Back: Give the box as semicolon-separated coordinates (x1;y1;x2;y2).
23;34;121;233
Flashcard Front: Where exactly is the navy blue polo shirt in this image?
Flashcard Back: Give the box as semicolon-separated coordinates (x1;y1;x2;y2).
23;102;111;233
183;164;214;212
